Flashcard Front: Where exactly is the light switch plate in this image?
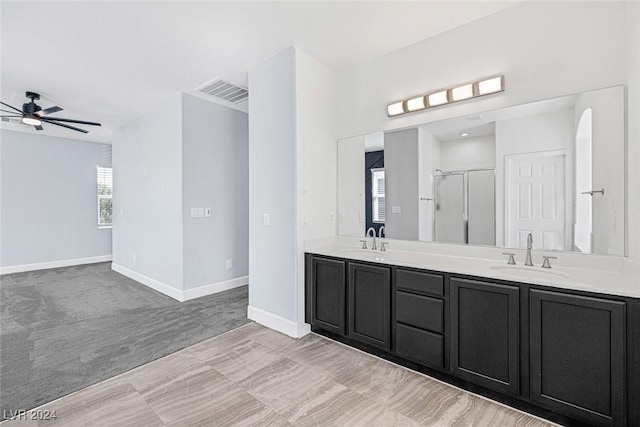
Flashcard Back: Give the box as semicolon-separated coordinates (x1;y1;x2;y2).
225;259;233;270
392;206;402;214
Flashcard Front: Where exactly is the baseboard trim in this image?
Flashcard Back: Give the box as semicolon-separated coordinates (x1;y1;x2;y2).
247;305;310;338
0;255;113;275
182;276;248;301
111;263;183;301
112;263;248;303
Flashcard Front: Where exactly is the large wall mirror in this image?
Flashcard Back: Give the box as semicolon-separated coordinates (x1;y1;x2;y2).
337;86;625;256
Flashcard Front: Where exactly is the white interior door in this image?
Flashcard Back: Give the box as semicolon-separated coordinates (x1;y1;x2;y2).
506;151;570;251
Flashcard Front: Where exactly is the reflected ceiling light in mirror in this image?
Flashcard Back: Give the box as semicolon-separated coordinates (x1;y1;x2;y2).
451;84;474;101
406;96;426;112
387;101;405;116
387;75;504;117
428;91;449;107
460;132;470;137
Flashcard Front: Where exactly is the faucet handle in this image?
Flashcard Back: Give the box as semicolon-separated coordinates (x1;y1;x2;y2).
359;240;368;250
380;242;389;252
541;256;557;269
502;252;516;265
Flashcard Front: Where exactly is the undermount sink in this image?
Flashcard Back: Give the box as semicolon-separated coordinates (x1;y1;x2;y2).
340;249;395;262
490;265;572;281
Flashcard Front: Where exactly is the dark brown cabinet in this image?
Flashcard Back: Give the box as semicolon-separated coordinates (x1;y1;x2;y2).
310;257;346;335
394;268;446;370
348;262;391;350
450;278;520;396
530;290;626;426
306;253;638;426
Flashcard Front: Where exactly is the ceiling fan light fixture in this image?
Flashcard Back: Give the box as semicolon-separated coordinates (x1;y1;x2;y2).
22;116;42;126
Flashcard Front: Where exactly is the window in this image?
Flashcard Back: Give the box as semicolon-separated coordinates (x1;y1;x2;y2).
97;166;113;226
371;168;385;223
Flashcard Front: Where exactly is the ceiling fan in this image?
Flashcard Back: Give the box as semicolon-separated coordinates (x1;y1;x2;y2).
1;91;101;134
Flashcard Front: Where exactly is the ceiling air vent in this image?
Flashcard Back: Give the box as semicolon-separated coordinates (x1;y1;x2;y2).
197;78;248;104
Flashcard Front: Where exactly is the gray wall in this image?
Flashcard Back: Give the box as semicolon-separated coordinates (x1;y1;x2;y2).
182;93;249;289
112;94;184;289
248;47;298;321
384;128;419;240
0;130;112;267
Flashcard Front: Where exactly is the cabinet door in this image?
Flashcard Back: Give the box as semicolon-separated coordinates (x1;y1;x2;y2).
348;263;391;350
451;278;520;395
530;290;625;426
311;257;346;335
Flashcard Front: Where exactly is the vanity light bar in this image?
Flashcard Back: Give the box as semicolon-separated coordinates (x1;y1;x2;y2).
387;75;505;117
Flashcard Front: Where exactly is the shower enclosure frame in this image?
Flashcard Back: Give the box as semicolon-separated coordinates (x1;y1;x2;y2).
431;167;496;245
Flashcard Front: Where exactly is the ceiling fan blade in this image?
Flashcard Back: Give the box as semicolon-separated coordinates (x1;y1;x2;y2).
0;102;23;113
0;115;21;118
1;109;21;115
35;106;63;117
35;125;43;131
44;120;88;134
42;117;101;126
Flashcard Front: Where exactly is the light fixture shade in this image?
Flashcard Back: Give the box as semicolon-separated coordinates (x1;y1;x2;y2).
406;96;426;112
387;101;406;116
22;116;42;126
428;91;449;107
477;76;504;95
451;84;474;101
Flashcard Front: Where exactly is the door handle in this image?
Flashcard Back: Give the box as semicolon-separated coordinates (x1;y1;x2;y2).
581;188;605;196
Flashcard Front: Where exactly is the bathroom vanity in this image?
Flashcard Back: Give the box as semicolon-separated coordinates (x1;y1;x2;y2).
304;246;640;427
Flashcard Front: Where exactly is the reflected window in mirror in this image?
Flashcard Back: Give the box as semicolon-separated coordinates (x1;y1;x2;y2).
372;168;386;223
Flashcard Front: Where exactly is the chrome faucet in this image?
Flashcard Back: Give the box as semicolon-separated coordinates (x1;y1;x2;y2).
366;227;377;250
525;233;534;266
378;226;385;239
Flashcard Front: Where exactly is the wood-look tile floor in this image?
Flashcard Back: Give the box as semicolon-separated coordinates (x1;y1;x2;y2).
1;322;558;426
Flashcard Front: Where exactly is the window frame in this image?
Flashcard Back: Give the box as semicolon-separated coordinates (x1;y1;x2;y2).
97;166;113;228
371;167;385;224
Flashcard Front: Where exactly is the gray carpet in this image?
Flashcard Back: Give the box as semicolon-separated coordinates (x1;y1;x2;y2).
0;262;250;418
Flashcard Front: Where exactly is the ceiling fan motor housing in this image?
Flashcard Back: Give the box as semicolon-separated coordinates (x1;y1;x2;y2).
23;91;42;115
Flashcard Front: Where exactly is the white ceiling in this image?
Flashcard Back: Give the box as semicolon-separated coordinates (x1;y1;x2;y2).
0;1;517;143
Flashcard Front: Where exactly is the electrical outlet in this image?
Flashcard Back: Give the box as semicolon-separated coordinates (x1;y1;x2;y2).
263;214;270;226
226;259;233;270
132;254;137;264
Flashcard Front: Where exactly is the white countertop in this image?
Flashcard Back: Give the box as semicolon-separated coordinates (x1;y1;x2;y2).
307;242;640;299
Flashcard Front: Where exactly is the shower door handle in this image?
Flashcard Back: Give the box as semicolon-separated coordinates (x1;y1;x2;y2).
581;188;605;196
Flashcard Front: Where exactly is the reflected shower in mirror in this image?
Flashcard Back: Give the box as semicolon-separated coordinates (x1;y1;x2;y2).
337;86;625;256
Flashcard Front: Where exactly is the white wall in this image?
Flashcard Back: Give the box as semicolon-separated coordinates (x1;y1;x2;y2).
418;127;441;242
495;108;574;247
337;2;627;139
112;94;184;289
0;130;112;269
295;48;338;332
337;135;365;236
248;47;337;336
440;135;496;171
182;93;249;289
384;128;419;240
248;48;298;324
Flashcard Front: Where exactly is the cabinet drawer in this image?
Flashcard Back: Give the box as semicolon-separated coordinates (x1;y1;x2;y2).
396;291;443;333
396;269;444;297
395;323;444;370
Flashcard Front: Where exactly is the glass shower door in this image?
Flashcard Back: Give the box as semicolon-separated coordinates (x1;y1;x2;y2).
433;173;465;244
